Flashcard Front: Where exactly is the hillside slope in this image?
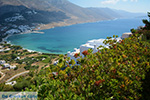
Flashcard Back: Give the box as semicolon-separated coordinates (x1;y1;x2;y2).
0;0;145;40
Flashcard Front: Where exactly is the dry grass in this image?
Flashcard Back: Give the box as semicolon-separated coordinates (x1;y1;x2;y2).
0;67;26;83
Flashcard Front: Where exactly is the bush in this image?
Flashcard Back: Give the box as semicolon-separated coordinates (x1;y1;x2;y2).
24;65;31;70
3;85;14;91
27;34;150;100
0;83;5;91
14;66;18;70
13;80;31;91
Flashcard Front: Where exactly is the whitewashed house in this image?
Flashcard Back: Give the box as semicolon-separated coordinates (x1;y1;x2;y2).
5;81;17;86
53;60;59;65
10;65;17;69
15;56;20;60
0;49;4;52
3;63;10;68
79;39;107;57
121;32;132;39
0;60;6;65
67;38;121;65
67;39;105;64
0;46;3;49
67;48;80;65
4;48;11;51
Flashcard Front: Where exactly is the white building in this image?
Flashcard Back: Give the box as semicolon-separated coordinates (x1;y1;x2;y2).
67;48;80;65
80;39;106;57
0;49;4;52
4;48;11;51
5;81;17;86
15;57;20;60
10;65;17;69
121;32;132;39
0;60;6;65
67;39;106;64
0;46;3;49
3;63;10;68
67;38;121;65
53;60;59;65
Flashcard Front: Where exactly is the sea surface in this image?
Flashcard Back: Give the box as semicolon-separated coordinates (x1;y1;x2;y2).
7;17;146;54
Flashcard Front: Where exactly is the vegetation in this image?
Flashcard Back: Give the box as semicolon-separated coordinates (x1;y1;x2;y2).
0;41;58;88
0;12;150;100
24;65;39;70
13;79;31;91
24;13;150;100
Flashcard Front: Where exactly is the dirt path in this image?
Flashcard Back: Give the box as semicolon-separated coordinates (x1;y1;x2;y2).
51;57;59;64
6;71;29;82
0;71;5;81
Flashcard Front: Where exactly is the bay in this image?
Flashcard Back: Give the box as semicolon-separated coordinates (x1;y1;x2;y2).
7;17;146;54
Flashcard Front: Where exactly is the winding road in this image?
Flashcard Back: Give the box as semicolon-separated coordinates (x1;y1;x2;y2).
0;71;5;81
6;71;29;82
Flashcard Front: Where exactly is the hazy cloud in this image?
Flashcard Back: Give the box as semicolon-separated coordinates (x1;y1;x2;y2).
123;0;138;2
101;0;138;4
101;0;120;4
131;0;138;2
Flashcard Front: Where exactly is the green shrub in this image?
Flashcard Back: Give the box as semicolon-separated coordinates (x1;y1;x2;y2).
27;34;150;100
3;85;14;91
14;66;18;70
13;80;31;91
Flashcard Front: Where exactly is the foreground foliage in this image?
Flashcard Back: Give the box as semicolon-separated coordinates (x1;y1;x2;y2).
27;12;150;99
27;33;150;99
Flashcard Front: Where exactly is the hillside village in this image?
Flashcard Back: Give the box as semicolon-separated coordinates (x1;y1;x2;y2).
0;42;58;87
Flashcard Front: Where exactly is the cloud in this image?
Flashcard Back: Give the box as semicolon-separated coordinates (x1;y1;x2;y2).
122;0;138;2
101;0;120;4
131;0;138;2
101;0;138;4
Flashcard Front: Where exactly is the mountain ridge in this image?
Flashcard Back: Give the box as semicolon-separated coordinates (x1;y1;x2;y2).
0;0;145;41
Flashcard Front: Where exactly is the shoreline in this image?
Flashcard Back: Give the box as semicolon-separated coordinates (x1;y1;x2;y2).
0;18;126;55
1;30;44;42
36;18;119;31
1;17;119;43
0;40;60;56
20;31;44;34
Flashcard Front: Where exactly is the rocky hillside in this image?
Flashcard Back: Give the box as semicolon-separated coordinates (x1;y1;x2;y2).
0;0;144;41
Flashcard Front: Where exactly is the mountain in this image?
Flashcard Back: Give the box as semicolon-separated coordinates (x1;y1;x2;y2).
112;9;146;18
0;0;145;41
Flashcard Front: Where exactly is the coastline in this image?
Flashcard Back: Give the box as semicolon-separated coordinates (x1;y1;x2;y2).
20;31;44;34
1;17;131;55
0;30;45;54
1;30;44;43
1;17;119;43
36;18;118;31
1;39;60;56
0;18;118;52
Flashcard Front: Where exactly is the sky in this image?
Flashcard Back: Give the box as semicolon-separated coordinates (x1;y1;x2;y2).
68;0;150;13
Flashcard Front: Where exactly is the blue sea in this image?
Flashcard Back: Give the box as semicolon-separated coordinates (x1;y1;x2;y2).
7;17;146;54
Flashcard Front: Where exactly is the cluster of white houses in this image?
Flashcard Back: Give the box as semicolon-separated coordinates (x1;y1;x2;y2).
0;60;17;69
67;32;132;65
